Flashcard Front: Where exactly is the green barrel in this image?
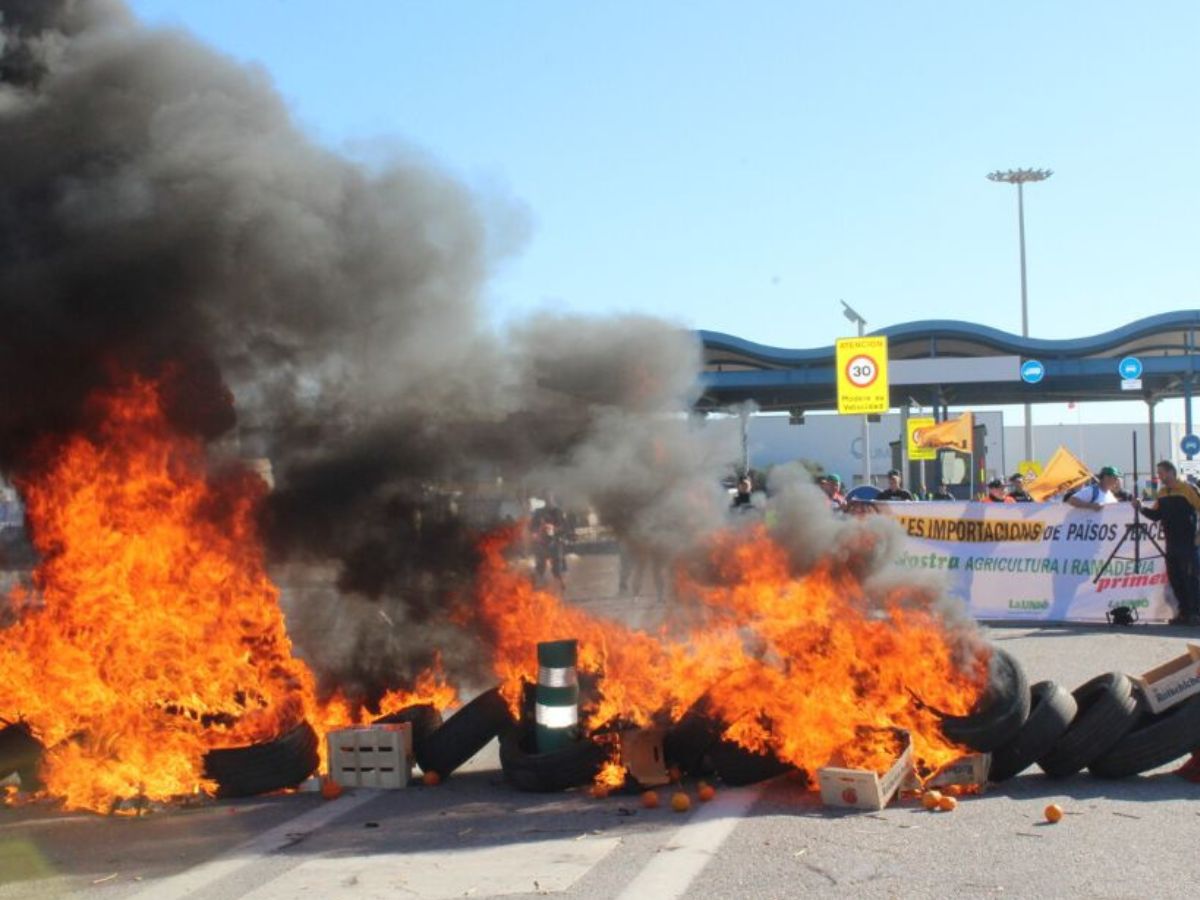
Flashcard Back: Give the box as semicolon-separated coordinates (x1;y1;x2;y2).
535;639;579;752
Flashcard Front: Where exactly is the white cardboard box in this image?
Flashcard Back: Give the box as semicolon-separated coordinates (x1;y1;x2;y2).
918;752;991;791
327;724;412;789
817;729;913;810
1135;643;1200;714
619;727;670;786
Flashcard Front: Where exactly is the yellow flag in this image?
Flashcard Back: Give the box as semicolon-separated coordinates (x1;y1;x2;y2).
1026;446;1093;502
912;412;974;452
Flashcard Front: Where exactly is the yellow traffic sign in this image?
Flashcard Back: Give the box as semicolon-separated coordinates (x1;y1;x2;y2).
836;336;889;415
907;417;937;460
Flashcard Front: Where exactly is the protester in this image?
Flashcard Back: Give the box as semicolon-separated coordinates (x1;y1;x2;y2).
931;481;955;501
1113;475;1135;503
530;494;570;589
731;476;754;509
876;469;916;501
817;473;847;511
1007;473;1034;502
1135;461;1200;625
1066;466;1122;510
982;478;1014;503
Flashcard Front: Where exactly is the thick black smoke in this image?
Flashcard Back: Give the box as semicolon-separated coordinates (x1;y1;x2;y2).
0;1;731;703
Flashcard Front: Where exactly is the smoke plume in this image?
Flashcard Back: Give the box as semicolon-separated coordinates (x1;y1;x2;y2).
0;1;739;702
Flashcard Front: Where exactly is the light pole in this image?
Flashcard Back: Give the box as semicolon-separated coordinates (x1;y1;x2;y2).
841;299;871;486
988;167;1052;465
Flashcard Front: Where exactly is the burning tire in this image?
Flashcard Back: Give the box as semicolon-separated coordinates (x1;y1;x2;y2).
202;721;320;798
937;647;1030;752
1088;692;1200;779
1037;672;1140;778
374;704;443;758
415;686;514;779
0;722;44;791
664;699;724;776
987;681;1077;783
499;721;607;792
708;738;793;786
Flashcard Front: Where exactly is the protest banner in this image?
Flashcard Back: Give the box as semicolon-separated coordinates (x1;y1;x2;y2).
880;501;1174;621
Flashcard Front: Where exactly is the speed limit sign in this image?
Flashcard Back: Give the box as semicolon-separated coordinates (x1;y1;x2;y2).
844;355;879;388
835;337;889;414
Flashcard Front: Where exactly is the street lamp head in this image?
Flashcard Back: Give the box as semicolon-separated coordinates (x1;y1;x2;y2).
987;168;1053;185
840;298;866;326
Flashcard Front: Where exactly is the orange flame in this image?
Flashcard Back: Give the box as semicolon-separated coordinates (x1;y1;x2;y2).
477;522;985;782
0;376;454;812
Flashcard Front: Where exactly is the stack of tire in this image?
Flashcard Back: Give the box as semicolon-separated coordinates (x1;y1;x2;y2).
939;646;1200;782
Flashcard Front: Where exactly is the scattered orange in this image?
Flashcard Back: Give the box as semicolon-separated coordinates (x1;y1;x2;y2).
422;771;441;786
667;766;683;783
671;792;691;812
697;783;717;802
319;777;344;800
1044;803;1064;823
590;784;610;799
921;790;943;810
641;790;660;809
936;795;958;812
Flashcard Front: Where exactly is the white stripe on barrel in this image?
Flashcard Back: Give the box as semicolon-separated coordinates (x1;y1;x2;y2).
535;702;580;729
537;665;578;688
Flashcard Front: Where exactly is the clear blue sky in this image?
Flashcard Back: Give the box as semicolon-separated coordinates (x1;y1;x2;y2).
126;0;1199;431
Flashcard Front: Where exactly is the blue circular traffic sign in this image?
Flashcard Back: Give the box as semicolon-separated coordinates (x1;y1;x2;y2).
1020;360;1045;384
1119;356;1143;380
1182;434;1200;457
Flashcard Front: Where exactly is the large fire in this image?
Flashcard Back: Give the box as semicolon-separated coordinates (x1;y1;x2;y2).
1;375;982;812
477;522;986;778
0;376;453;812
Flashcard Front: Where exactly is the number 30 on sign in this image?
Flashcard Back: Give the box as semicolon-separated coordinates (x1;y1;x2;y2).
835;336;889;414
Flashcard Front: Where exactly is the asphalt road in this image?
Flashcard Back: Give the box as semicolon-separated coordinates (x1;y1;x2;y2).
3;551;1200;899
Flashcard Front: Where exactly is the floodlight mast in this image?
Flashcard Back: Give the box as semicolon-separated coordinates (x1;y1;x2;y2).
988;168;1052;465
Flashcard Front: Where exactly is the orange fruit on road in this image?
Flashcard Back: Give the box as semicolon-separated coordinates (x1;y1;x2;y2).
671;792;691;812
589;784;610;799
936;795;958;812
1045;803;1064;823
667;766;683;783
422;771;441;786
921;790;943;810
320;777;343;800
641;790;660;809
697;783;716;802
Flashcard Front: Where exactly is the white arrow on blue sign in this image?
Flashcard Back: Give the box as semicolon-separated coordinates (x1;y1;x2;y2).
1020;360;1045;384
1119;356;1143;380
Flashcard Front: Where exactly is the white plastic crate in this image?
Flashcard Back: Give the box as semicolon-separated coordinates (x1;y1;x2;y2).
327;724;412;789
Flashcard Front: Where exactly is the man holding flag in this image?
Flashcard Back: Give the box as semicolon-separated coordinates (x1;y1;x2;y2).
1135;461;1200;626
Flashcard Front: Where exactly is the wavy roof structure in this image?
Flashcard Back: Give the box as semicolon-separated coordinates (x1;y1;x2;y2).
699;310;1200;412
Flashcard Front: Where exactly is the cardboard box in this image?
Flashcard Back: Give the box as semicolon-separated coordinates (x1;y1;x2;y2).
919;753;990;791
1136;643;1200;714
817;729;913;810
327;724;412;789
620;727;670;786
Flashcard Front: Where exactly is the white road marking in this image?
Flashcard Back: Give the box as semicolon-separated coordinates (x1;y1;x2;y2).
130;790;379;900
238;836;621;899
616;784;764;900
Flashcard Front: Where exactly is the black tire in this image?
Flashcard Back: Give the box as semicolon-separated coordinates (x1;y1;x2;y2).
1089;692;1200;778
1037;672;1140;778
202;721;320;798
938;647;1031;752
988;681;1077;782
709;739;793;786
0;722;44;790
416;686;514;778
499;721;607;792
373;704;443;757
664;699;724;776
